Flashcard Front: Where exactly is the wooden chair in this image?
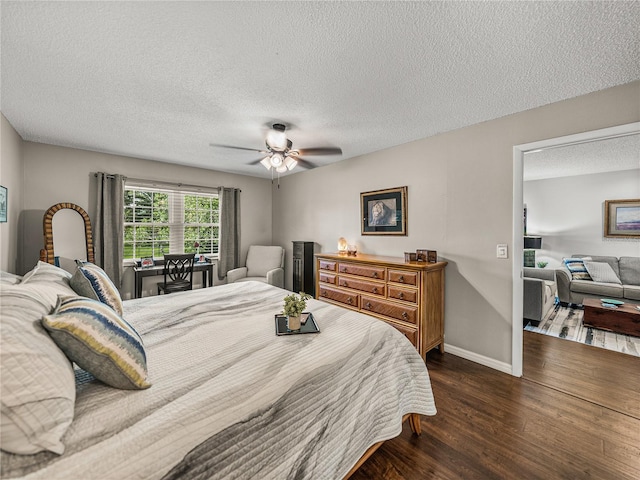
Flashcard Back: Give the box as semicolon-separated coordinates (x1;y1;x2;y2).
158;254;195;295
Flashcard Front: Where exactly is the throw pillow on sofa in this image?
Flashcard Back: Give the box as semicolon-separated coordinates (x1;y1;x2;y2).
583;261;622;284
563;257;593;281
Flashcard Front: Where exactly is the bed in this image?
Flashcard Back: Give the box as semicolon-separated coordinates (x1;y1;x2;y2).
1;263;436;479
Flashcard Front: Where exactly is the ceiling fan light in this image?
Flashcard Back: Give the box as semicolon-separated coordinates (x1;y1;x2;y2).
260;156;272;170
270;152;283;167
266;130;287;151
285;156;298;170
276;164;287;173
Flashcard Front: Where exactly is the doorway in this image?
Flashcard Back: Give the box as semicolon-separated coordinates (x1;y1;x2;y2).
511;121;640;377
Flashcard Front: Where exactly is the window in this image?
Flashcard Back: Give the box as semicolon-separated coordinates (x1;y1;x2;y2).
124;185;219;260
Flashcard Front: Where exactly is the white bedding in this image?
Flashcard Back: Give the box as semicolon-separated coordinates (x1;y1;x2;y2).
1;281;436;479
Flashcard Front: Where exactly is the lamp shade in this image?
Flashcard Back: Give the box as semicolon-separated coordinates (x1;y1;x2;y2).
524;236;542;249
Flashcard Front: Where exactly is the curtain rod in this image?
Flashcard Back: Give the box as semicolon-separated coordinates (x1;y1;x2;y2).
93;173;241;192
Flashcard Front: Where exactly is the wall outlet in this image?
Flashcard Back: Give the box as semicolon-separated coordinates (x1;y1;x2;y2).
497;244;508;259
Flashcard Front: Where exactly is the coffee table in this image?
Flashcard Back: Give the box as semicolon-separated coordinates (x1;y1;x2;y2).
582;298;640;337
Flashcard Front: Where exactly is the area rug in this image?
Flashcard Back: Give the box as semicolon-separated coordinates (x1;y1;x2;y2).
525;305;640;357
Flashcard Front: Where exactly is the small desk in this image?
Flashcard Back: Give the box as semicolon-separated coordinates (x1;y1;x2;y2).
134;261;214;299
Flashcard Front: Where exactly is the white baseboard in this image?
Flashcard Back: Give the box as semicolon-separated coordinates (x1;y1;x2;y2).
443;343;514;376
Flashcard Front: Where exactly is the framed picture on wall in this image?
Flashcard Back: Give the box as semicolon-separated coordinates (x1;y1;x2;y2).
604;199;640;238
360;186;408;235
0;185;7;223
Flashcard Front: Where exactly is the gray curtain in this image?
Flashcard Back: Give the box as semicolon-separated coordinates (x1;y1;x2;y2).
217;187;241;280
94;173;125;288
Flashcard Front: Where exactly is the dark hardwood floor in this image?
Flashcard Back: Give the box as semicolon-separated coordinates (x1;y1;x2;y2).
523;330;640;418
351;333;640;480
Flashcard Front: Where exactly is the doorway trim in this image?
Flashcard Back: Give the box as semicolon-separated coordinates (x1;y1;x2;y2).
511;121;640;377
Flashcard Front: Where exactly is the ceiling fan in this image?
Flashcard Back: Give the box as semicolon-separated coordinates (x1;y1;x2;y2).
210;123;342;173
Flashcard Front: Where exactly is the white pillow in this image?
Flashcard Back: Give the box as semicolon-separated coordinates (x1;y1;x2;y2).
0;264;77;455
0;271;22;285
583;261;622;284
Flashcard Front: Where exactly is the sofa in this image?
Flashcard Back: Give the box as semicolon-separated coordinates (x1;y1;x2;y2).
555;255;640;305
523;267;557;322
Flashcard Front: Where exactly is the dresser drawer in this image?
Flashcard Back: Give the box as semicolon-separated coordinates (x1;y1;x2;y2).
319;285;359;309
388;286;418;304
338;263;385;280
338;277;385;296
319;272;337;285
319;260;337;272
388;269;418;286
361;296;418;325
388;322;418;348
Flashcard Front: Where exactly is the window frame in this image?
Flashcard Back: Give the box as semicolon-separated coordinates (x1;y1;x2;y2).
123;184;220;263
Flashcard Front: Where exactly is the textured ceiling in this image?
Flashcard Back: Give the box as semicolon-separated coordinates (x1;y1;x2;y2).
523;133;640;181
1;1;639;178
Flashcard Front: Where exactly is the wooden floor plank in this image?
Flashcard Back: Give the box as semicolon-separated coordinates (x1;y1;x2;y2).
351;333;640;479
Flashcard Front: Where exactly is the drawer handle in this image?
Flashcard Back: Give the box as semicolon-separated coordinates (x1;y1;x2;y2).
365;302;372;309
402;312;409;320
398;292;404;299
343;281;348;287
372;287;378;294
347;297;353;305
321;291;327;297
373;272;378;278
340;267;346;272
399;275;405;283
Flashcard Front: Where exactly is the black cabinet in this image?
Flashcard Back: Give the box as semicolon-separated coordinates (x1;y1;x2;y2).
293;241;315;296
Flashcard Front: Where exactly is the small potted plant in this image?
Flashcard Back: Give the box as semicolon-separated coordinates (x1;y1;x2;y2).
537;261;548;269
282;292;311;330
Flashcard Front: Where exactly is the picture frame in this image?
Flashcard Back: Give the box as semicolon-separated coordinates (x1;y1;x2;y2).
604;199;640;238
361;186;407;235
0;185;6;223
140;257;155;268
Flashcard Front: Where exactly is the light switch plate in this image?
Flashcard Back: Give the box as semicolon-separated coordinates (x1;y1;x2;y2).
497;244;508;259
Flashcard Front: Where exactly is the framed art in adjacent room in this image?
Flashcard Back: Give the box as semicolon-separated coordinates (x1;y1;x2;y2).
604;199;640;238
0;185;7;223
361;186;407;235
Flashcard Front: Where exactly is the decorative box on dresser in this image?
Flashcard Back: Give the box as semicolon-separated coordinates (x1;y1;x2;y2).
315;253;447;361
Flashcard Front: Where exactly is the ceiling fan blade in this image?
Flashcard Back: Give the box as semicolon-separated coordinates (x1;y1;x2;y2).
247;158;265;165
209;143;266;153
297;146;342;156
295;157;319;169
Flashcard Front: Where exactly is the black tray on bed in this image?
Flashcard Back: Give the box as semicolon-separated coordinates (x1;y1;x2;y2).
275;312;320;335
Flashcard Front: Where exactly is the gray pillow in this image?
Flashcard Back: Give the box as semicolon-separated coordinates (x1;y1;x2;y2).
42;296;151;390
583;261;622;284
70;261;123;316
0;269;77;455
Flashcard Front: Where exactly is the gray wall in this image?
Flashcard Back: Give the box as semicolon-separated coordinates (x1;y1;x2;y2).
0;113;24;273
3;81;639;370
20;142;273;298
273;81;640;369
524;168;640;269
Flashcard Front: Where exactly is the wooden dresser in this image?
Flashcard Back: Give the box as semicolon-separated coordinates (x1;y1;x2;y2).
315;253;447;361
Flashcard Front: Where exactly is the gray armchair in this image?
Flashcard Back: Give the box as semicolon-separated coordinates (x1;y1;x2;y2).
523;267;557;323
227;245;285;288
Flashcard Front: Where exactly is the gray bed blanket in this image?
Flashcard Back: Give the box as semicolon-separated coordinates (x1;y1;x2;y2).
1;281;435;479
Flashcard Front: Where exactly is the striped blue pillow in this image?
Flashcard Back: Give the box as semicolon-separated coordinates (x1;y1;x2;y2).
70;261;123;316
563;258;592;281
42;296;151;390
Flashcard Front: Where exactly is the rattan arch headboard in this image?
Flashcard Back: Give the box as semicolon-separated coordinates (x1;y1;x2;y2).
39;202;95;265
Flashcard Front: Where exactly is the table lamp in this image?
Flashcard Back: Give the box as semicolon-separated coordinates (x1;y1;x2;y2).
523;236;542;267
